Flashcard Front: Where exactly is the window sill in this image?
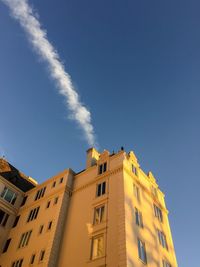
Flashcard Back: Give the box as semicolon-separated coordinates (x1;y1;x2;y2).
87;255;106;263
138;257;147;265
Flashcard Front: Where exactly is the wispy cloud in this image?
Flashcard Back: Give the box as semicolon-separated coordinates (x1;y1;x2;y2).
1;0;97;147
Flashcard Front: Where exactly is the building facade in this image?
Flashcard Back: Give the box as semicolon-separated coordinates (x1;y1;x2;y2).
0;148;178;267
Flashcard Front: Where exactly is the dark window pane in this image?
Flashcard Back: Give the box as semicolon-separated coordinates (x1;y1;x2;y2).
46;201;50;208
19;259;23;267
2;214;9;227
99;165;103;174
35;207;40;219
30;254;35;264
103;162;107;172
102;182;106;195
3;238;11;253
48;221;52;230
97;184;101;196
12;215;20;228
21;196;27;207
0;209;5;224
41;187;46;197
40;250;45;261
11;195;17;205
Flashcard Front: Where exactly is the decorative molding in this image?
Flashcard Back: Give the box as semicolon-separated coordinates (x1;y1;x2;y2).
19;185;71;212
0;198;17;215
0;175;25;195
73;166;123;194
123;166;168;214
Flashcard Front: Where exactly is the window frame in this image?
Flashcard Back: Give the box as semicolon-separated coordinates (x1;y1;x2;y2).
35;187;46;201
133;183;140;201
47;221;53;231
0;209;9;227
132;164;137;175
46;201;51;209
27;207;40;222
20;196;27;207
54;197;58;205
96;181;106;197
91;235;104;260
154;204;163;222
39;224;44;234
18;230;32;248
11;259;23;267
39;250;45;262
135;207;143;228
1;187;17;205
98;162;107;175
162;259;171;267
2;238;11;253
93;205;105;225
12;215;20;228
138;238;147;264
157;229;168;249
151;186;158;198
30;254;36;265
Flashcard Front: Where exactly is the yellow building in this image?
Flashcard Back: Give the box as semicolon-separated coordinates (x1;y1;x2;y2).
0;148;178;267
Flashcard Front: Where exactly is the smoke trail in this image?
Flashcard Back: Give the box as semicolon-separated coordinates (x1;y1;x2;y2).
1;0;97;147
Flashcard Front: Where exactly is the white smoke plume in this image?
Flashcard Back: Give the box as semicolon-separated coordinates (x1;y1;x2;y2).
1;0;97;147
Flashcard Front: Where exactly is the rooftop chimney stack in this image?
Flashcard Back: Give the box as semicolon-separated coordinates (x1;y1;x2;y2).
86;148;100;168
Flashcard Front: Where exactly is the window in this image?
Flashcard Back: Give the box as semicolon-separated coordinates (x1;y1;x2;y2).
2;214;9;227
94;206;105;224
11;259;23;267
154;204;163;222
157;230;168;249
52;181;56;188
18;230;32;248
27;207;40;222
135;208;143;228
96;182;106;197
12;215;20;228
60;177;64;183
30;254;35;265
132;164;137;175
20;196;27;207
39;225;44;234
54;197;58;205
46;201;51;208
91;235;104;259
163;259;171;267
133;183;140;201
138;238;147;264
1;187;17;205
47;221;52;230
35;187;46;201
151;186;158;198
0;209;9;227
2;238;11;253
99;162;107;174
39;250;45;262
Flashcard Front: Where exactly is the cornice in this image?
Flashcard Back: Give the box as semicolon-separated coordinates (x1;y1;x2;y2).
0;175;25;195
0;198;18;215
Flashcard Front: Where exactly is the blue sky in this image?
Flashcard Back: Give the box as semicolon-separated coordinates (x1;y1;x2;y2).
1;0;200;266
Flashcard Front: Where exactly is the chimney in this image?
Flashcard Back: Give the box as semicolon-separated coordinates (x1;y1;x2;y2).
86;148;100;168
